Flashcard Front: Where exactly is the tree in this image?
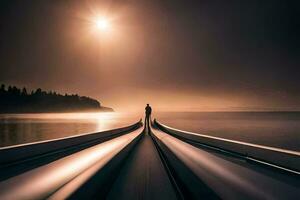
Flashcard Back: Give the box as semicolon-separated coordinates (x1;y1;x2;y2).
22;87;27;96
0;84;5;92
0;84;5;96
12;86;21;96
35;88;42;95
0;84;103;113
8;86;12;93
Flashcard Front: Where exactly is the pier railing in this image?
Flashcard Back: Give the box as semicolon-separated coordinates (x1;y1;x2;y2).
151;127;299;199
154;119;300;174
0;127;143;200
0;120;142;165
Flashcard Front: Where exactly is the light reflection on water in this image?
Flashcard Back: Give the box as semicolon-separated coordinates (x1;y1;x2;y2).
0;112;141;147
1;112;299;151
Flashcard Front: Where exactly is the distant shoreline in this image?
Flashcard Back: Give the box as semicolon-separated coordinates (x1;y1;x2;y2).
0;107;114;114
0;84;114;113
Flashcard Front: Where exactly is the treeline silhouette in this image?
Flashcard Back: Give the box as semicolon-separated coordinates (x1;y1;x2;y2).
0;84;112;113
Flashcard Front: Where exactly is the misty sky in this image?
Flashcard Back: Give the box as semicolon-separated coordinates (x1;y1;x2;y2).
0;0;299;111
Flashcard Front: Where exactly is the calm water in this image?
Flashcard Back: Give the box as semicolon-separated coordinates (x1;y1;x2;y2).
0;112;141;147
0;112;299;151
156;112;300;151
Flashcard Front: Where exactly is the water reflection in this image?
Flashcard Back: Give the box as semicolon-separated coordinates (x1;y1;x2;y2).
1;112;299;151
0;112;140;147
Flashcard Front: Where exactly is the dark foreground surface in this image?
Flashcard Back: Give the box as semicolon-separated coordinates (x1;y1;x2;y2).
107;130;178;200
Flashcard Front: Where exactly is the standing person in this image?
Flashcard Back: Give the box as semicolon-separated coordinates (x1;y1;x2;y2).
145;104;152;129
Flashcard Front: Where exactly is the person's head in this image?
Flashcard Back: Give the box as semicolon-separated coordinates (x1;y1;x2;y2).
147;104;149;106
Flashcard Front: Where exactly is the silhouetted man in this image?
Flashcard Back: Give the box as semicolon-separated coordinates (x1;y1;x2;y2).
145;104;152;128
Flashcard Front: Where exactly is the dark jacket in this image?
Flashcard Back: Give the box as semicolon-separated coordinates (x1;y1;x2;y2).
145;105;152;116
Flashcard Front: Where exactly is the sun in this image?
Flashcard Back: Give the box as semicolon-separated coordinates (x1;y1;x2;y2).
94;18;109;31
87;15;115;38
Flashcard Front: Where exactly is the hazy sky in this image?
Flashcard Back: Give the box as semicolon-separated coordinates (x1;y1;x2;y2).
0;0;299;111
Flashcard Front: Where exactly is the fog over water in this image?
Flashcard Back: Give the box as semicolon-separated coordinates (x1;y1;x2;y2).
1;112;299;152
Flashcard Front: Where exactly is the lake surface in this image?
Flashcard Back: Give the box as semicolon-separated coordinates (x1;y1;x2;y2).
0;112;299;151
156;112;300;151
0;112;141;147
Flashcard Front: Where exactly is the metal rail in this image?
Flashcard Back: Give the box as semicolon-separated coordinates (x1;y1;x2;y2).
0;128;143;200
151;127;300;200
0;120;142;165
154;119;300;175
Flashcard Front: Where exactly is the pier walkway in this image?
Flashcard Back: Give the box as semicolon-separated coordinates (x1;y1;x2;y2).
0;118;299;200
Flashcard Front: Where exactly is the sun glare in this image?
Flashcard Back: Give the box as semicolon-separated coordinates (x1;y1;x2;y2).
94;18;109;31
